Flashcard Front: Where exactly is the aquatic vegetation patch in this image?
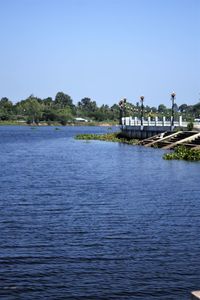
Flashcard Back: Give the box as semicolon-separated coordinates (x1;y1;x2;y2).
163;145;200;161
75;132;139;145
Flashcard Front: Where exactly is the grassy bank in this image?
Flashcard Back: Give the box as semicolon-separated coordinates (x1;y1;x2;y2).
163;145;200;161
75;132;139;145
0;120;118;126
0;120;27;126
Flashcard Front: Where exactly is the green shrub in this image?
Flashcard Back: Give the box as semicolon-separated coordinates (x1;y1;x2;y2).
187;122;194;131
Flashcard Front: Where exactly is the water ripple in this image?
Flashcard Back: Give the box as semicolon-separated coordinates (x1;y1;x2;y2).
0;126;200;300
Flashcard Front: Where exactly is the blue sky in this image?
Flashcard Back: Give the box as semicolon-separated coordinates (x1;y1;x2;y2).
0;0;199;107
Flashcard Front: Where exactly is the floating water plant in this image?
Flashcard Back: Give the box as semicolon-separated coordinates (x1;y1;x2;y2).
163;145;200;161
75;132;138;145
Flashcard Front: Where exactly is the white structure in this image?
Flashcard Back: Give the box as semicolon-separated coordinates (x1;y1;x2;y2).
74;118;88;122
121;116;187;127
191;291;200;299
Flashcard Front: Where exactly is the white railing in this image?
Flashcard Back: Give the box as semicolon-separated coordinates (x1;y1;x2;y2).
121;116;188;127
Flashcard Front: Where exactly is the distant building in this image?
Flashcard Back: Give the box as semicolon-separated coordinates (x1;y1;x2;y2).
74;117;88;122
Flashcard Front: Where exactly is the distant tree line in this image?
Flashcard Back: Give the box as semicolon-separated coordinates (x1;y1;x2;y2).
0;92;200;124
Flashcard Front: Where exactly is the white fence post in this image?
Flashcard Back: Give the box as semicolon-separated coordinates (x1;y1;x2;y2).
121;115;184;128
134;117;138;126
179;115;182;127
162;116;166;126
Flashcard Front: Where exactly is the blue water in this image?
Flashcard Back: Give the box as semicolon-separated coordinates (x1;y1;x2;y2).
0;126;200;300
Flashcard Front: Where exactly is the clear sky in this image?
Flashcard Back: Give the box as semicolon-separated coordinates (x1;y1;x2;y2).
0;0;199;107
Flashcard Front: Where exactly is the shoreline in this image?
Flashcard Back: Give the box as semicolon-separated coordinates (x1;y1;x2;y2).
0;121;119;127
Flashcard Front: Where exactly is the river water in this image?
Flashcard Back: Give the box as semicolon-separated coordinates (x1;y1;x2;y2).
0;126;200;300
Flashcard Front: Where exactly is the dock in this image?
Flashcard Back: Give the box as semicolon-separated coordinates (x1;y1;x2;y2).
139;131;200;150
121;116;200;149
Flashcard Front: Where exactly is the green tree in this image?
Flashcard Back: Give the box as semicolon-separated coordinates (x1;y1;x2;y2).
78;97;97;112
158;104;167;114
0;97;13;120
54;92;73;108
56;108;73;125
42;97;53;107
77;97;98;119
179;104;188;113
192;102;200;118
22;96;43;124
